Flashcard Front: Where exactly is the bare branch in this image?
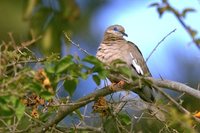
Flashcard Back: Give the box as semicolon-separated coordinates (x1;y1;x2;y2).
145;77;200;99
57;126;102;133
146;28;176;62
6;58;47;68
63;32;91;55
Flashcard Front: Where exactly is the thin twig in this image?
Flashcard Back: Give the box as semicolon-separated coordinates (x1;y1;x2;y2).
6;58;47;67
17;36;42;51
152;85;200;123
8;32;16;47
24;112;63;133
63;31;91;55
153;85;190;114
146;28;176;62
0;118;12;132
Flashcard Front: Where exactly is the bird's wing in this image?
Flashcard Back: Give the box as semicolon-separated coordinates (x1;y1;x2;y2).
126;41;152;77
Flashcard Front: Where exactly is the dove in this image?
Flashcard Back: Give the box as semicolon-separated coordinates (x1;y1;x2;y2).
96;24;156;102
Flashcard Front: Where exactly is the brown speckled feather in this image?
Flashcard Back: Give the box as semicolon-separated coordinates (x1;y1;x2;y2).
96;25;155;102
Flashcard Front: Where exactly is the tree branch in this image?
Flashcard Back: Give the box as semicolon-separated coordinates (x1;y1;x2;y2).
145;77;200;99
41;77;200;132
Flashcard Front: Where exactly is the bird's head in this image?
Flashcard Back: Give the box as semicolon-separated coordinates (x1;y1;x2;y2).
105;25;128;39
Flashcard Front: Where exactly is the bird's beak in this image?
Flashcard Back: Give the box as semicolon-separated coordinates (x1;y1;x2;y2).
120;31;128;37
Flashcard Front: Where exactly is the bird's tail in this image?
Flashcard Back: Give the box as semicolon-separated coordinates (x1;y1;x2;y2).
132;86;166;121
133;86;158;103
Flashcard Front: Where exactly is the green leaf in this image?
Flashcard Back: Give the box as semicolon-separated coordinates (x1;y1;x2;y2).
55;55;74;74
118;66;132;78
83;55;108;79
0;105;13;116
64;79;78;96
92;75;101;85
92;65;108;79
79;72;88;80
40;91;53;100
45;62;56;74
15;100;25;120
98;69;109;79
118;113;131;125
29;82;43;94
0;97;7;104
82;55;101;65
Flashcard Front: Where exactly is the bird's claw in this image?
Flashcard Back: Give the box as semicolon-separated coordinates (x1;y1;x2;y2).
109;81;125;91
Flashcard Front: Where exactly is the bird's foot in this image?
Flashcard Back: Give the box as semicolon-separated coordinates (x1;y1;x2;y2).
109;81;125;91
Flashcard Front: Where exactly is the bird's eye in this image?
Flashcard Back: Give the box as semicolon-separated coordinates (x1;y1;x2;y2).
113;27;118;31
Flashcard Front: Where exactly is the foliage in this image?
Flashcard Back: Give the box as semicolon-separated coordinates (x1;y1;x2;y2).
0;35;108;132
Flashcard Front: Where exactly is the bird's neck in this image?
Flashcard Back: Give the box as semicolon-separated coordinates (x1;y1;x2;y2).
102;34;125;43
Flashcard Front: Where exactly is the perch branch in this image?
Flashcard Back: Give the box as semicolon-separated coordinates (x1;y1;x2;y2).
145;77;200;99
41;77;200;132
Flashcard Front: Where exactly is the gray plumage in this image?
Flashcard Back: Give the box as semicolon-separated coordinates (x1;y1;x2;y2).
96;25;156;102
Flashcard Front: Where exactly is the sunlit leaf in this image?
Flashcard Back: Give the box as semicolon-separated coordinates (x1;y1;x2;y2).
79;72;88;79
82;55;102;66
55;55;74;74
45;62;56;74
15;100;25;120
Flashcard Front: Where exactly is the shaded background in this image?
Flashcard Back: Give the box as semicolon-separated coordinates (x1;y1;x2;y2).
0;0;200;114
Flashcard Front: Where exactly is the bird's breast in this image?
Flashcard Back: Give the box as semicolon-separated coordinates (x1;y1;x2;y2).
96;43;124;64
